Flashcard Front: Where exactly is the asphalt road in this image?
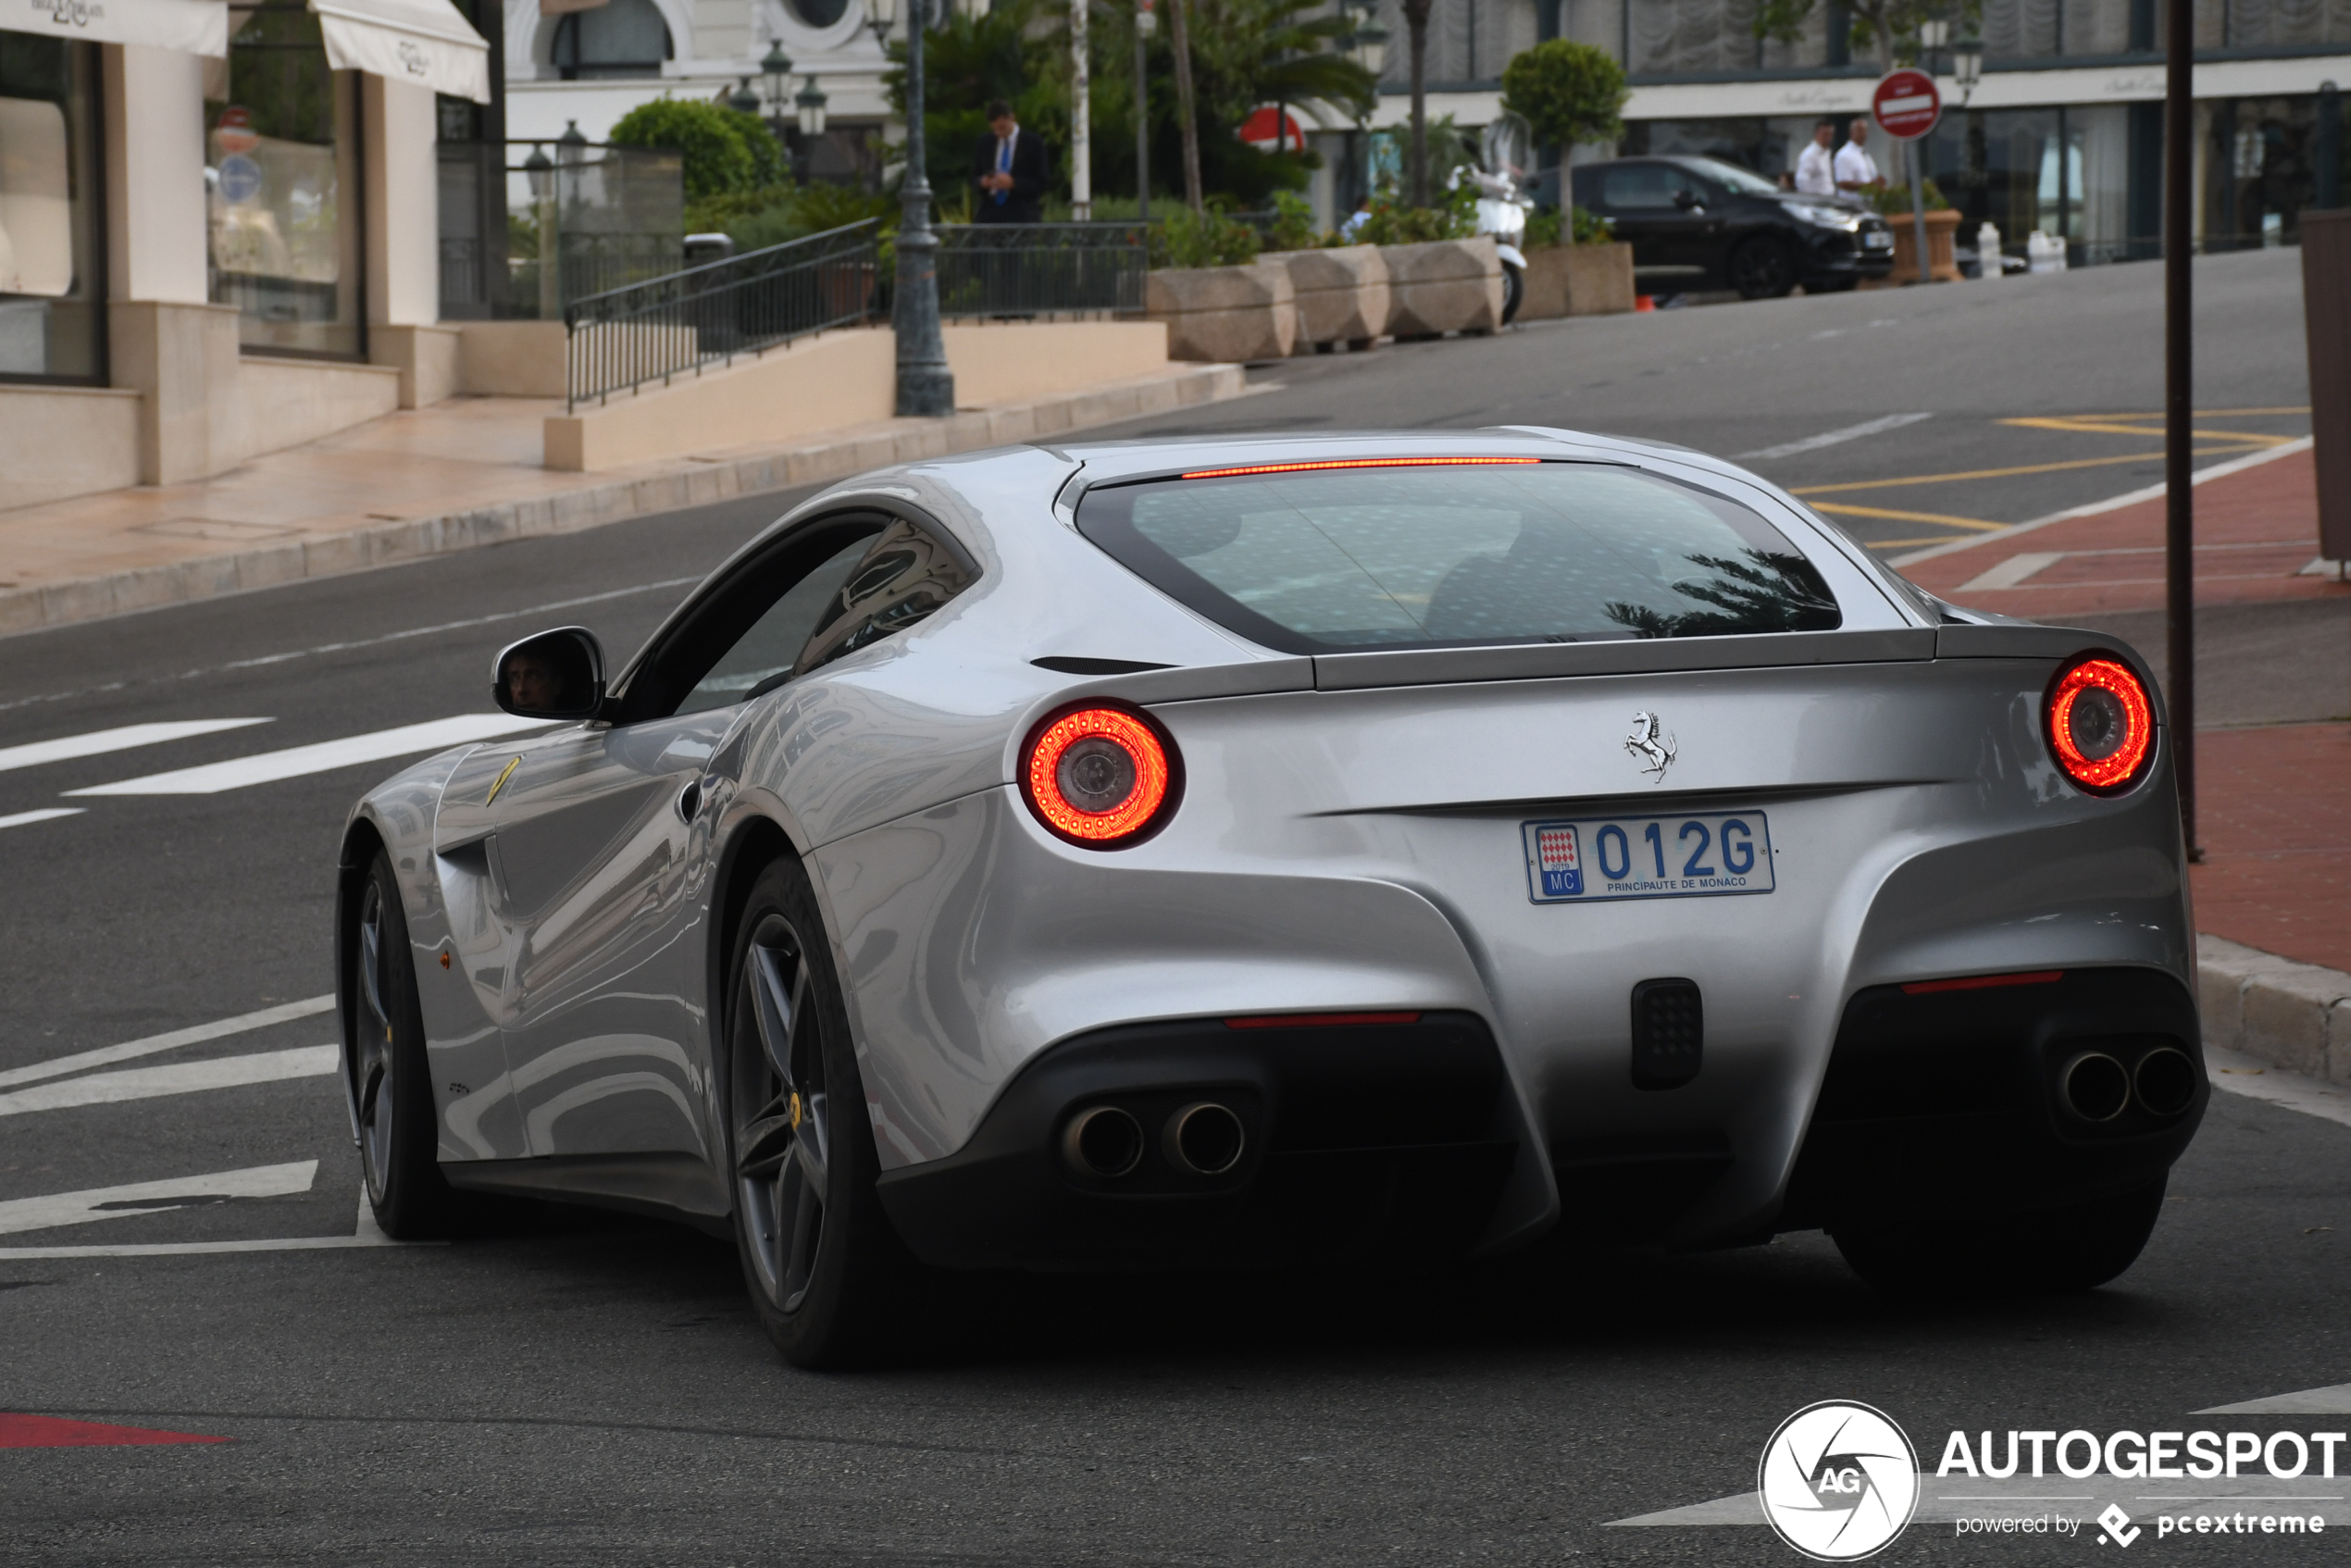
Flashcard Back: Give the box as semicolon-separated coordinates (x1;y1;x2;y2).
4;247;2342;1565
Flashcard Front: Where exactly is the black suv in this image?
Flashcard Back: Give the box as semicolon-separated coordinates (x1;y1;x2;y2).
1571;155;1895;298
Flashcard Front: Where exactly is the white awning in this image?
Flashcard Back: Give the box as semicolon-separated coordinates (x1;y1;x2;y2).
311;0;490;103
6;0;229;56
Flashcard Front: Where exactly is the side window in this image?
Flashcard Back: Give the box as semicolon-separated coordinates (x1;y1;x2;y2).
793;517;976;677
1600;164;1678;208
673;534;874;716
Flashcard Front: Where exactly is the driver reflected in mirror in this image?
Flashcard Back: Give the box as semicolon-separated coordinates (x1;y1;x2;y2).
504;648;567;713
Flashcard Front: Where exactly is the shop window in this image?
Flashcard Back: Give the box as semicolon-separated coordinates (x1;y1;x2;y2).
0;34;104;384
209;4;365;359
551;0;673;81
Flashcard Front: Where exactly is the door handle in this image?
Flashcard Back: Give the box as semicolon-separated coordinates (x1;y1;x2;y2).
677;780;703;823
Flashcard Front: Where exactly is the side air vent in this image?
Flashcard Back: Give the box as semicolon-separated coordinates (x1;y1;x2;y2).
1631;978;1703;1091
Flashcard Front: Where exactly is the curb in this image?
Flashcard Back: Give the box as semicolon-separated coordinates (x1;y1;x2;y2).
2198;933;2351;1083
0;363;1249;639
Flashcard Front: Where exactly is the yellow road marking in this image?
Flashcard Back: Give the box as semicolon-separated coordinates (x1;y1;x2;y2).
2026;406;2309;420
1790;444;2266;495
1808;502;2008;530
2000;416;2295;446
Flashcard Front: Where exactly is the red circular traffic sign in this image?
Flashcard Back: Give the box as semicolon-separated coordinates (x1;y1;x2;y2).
1871;68;1942;141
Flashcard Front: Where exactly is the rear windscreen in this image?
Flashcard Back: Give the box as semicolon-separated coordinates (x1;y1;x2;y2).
1076;462;1841;654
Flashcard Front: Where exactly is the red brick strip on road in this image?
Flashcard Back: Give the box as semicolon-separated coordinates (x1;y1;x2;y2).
0;1413;230;1448
1891;442;2348;976
1898;442;2340;619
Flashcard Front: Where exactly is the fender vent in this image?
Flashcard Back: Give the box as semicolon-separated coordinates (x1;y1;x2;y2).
1631;978;1702;1091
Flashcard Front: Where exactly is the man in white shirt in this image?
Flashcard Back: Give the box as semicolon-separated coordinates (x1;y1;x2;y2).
1835;118;1883;194
1794;119;1838;196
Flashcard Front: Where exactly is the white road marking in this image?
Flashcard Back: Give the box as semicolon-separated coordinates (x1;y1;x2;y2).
0;1045;338;1118
0;808;83;830
64;714;556;796
0;1161;317;1237
2197;1383;2351;1415
1956;550;2066;592
0;719;271;775
0;1185;426;1258
1735;412;1933;460
0;994;336;1091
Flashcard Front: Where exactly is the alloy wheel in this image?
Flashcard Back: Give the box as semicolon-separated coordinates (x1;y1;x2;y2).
354;879;398;1202
734;914;830;1314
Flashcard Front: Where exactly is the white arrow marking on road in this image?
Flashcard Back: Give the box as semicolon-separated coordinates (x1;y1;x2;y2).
0;808;84;831
64;714;557;796
0;718;272;774
0;1160;317;1237
0;994;336;1091
1735;412;1934;461
1956;550;2067;593
0;1045;338;1118
0;1185;428;1257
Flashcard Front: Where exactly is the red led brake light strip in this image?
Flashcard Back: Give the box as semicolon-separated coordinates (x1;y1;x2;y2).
1179;457;1542;480
1899;971;2064;995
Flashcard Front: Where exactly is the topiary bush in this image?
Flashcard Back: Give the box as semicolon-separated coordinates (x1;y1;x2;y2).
607;98;785;204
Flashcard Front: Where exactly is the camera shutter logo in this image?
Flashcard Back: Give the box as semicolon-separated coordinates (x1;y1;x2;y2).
1758;1400;1920;1561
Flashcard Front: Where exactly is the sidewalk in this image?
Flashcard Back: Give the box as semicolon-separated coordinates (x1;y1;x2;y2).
1895;436;2351;1081
0;361;1247;638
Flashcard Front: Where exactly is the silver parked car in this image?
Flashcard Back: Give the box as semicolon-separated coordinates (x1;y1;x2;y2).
338;431;2204;1366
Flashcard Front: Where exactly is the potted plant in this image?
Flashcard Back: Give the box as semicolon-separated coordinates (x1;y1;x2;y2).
1519;205;1634;318
1872;179;1962;283
1145;206;1298;362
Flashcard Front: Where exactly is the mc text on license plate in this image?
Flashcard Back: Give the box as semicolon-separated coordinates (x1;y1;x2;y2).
1521;812;1775;903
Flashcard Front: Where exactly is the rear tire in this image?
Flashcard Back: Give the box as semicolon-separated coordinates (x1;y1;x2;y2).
1731;237;1799;299
724;857;915;1369
350;852;463;1238
1499;263;1524;325
1833;1176;2168;1295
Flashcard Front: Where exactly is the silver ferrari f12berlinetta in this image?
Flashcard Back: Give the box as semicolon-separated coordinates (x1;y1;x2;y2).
338;429;2204;1365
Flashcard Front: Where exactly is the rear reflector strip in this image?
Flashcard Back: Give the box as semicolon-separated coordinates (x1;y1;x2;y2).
1224;1011;1423;1029
1899;970;2065;995
1179;457;1541;480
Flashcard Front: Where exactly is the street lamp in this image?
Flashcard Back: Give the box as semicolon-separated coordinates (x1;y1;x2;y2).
797;77;829;139
1135;0;1154;222
1953;31;1984;103
761;40;792;104
868;0;953;415
1352;15;1388;78
524;143;559;320
728;77;760;116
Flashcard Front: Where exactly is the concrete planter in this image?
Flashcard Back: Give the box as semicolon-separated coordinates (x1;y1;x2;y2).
1885;208;1963;284
1382;236;1504;339
1146;262;1298;363
1270;244;1392;352
1518;242;1636;319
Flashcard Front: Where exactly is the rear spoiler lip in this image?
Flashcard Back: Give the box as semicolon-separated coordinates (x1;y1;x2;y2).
1310;627;1937;692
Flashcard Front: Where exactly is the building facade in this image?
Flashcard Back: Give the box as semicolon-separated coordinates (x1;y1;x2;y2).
1335;0;2348;260
1;0;492;509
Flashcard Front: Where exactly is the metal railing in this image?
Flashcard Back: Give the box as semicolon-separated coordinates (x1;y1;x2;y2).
564;219;882;411
935;222;1151;319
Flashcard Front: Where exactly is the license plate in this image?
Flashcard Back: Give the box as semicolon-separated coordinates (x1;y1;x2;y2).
1862;231;1894;249
1521;812;1775;903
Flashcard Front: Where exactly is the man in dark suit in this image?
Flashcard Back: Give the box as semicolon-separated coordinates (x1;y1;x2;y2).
972;99;1049;223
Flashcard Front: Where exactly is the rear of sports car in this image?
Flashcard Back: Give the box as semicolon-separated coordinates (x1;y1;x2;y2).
862;446;2202;1288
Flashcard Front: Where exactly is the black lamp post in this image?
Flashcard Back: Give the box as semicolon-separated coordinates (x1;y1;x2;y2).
869;0;954;416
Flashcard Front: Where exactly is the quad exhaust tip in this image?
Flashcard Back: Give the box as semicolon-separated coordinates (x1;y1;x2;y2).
1064;1105;1144;1178
2059;1051;2130;1123
1164;1101;1246;1176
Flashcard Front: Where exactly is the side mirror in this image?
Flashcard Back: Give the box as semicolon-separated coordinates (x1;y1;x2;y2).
491;627;605;720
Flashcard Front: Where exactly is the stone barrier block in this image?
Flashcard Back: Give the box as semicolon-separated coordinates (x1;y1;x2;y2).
1272;245;1392;350
1384;236;1504;338
1147;263;1297;362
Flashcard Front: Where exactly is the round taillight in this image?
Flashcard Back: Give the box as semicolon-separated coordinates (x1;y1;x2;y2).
2045;654;2155;793
1020;704;1179;847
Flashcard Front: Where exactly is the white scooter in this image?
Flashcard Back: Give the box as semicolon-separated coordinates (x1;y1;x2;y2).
1457;114;1536;324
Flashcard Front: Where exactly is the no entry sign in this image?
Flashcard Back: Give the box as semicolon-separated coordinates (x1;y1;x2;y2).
1871;68;1942;141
